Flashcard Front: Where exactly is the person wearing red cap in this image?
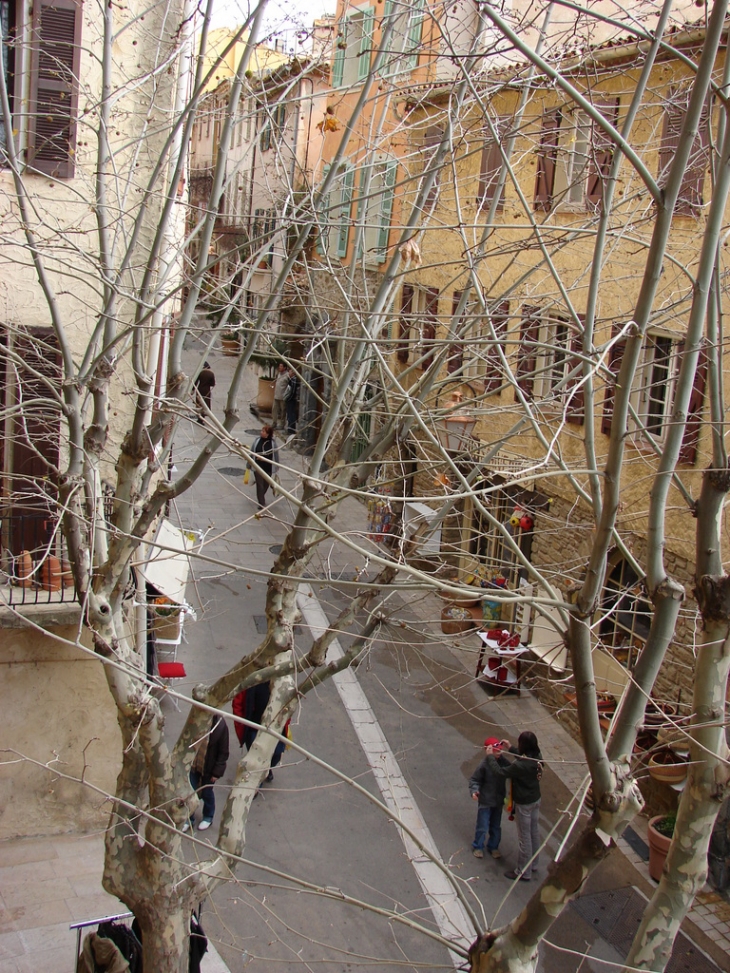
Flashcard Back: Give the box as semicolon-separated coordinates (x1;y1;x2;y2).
468;737;510;859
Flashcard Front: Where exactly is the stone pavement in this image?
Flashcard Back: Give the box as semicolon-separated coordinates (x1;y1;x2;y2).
1;337;728;971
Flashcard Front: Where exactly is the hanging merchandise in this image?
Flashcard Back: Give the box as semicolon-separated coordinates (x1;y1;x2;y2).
367;467;394;543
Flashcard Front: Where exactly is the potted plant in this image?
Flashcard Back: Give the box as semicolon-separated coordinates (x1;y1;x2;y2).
150;596;183;641
647;813;676;881
248;339;287;413
221;330;241;356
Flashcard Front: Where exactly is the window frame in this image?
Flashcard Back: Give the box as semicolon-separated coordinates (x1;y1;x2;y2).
381;0;425;79
317;162;355;260
2;0;84;179
658;87;711;216
332;6;375;89
356;155;397;266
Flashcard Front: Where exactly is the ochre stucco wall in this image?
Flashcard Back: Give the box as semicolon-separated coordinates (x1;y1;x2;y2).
0;615;121;839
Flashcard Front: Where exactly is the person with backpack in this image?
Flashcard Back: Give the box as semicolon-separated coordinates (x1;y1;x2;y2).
247;424;279;510
485;731;543;880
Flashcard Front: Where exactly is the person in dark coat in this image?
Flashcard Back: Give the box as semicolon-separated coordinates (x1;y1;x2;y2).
284;368;299;437
485;731;543;880
247;425;279;510
187;714;229;831
193;361;216;422
232;682;289;782
469;737;509;859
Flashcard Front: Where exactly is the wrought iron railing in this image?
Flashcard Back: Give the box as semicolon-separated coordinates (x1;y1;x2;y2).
0;512;78;606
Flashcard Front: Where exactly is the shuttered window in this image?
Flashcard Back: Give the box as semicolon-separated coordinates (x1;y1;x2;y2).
397;284;413;364
483;301;509;394
658;90;711;216
534;110;560;211
447;291;464;374
585;98;620;210
565;321;585;426
477;117;511;211
515;305;540;399
27;0;83;178
678;347;707;465
601;334;626;436
420;287;439;370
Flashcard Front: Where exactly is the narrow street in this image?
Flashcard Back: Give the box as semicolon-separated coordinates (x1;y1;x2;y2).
164;343;727;973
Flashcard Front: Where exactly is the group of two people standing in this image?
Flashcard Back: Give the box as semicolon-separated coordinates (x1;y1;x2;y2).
469;731;543;881
247;364;300;510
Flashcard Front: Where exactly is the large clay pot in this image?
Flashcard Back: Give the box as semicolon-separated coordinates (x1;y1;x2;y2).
257;376;276;413
221;338;240;357
40;555;62;591
647;815;674;881
648;747;689;784
15;550;34;587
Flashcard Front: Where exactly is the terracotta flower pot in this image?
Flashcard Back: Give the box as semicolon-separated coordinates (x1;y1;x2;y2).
40;555;62;591
440;606;474;635
15;550;34;587
648;747;688;784
256;377;276;413
221;338;240;357
647;815;674;881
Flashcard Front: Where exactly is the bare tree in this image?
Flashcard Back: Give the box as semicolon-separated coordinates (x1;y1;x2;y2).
2;1;730;971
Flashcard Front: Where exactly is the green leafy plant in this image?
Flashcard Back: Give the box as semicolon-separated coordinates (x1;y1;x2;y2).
654;814;677;838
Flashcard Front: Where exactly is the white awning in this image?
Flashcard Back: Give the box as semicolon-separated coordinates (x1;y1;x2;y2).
138;520;194;607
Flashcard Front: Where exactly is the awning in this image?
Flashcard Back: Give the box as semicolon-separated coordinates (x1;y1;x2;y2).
138;520;194;607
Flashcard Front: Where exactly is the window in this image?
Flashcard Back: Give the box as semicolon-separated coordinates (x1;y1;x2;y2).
477;117;510;212
535;99;619;212
259;101;286;152
483;300;509;394
1;0;82;178
602;332;705;460
658;88;711;216
515;306;584;421
332;6;375;88
356;156;397;265
396;285;439;368
381;0;425;78
251;207;277;266
469;480;535;624
599;558;651;671
317;163;355;259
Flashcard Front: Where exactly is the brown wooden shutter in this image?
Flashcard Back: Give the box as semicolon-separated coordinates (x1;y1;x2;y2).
27;0;83;178
484;300;508;394
447;291;463;373
397;284;414;364
601;335;626;435
678;347;707;464
586;98;619;210
515;305;540;400
565;320;585;425
681;103;710;215
534;111;560;211
421;287;439;370
477;119;508;210
659;91;710;215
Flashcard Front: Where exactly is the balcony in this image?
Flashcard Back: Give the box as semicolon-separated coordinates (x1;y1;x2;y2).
0;512;78;607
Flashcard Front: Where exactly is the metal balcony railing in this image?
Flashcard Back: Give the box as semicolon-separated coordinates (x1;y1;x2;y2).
0;512;78;606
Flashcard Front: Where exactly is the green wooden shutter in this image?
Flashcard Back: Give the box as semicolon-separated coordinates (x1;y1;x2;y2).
336;165;355;258
332;23;345;88
404;0;425;72
27;0;83;178
358;8;375;82
316;164;331;256
376;160;397;261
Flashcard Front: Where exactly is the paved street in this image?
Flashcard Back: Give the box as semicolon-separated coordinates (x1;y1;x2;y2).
1;337;728;972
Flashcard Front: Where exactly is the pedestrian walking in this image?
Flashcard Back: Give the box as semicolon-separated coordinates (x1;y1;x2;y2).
485;731;543;880
193;361;216;422
469;737;509;859
272;363;289;431
186;714;229;831
247;424;279;510
284;367;299;438
232;682;289;783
